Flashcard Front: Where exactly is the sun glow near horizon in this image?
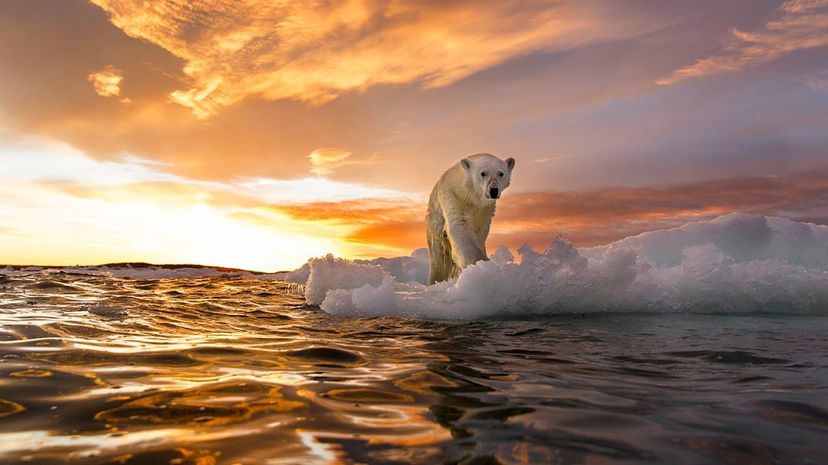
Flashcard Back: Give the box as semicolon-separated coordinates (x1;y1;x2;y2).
0;141;406;271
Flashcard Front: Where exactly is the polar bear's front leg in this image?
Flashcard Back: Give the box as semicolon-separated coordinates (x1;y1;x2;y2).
446;216;487;268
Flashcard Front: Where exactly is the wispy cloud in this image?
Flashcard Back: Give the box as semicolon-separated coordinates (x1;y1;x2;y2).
658;0;828;85
273;198;425;256
274;170;828;254
797;68;828;92
308;148;352;176
11;0;824;191
491;171;828;247
89;0;659;117
87;66;130;103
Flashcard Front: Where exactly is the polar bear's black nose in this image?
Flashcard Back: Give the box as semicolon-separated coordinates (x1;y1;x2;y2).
489;187;499;199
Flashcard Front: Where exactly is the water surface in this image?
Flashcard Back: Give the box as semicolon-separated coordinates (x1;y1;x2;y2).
1;273;826;464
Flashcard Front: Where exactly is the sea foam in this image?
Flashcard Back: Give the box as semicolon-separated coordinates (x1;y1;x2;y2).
306;214;828;319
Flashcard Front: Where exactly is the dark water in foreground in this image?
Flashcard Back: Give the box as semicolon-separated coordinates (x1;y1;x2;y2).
1;273;827;465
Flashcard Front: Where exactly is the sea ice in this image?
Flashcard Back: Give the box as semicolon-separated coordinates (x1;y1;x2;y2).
303;254;387;305
306;214;828;319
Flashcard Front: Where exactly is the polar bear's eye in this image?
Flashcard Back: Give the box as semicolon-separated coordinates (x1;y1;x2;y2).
480;172;487;177
498;171;504;177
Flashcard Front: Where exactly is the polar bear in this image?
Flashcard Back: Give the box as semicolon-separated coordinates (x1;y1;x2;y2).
426;153;515;284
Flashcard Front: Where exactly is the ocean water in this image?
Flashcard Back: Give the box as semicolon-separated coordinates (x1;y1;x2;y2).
1;272;827;465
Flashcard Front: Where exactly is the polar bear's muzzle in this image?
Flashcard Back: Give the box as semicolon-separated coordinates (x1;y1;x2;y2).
489;187;500;199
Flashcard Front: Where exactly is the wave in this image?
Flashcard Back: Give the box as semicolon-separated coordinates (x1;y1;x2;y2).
308;214;828;319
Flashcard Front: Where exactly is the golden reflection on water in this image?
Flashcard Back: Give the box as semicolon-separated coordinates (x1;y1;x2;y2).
10;369;53;378
0;398;25;418
95;383;305;428
0;274;463;464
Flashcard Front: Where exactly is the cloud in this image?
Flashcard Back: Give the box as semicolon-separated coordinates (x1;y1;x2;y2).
490;170;828;247
0;138;410;205
89;0;659;117
2;0;825;193
797;68;828;92
237;176;407;204
87;65;130;103
0;142;177;185
271;198;424;256
273;169;828;255
308;148;352;176
658;0;828;85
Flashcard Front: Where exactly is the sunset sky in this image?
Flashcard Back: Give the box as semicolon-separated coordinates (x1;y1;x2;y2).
1;0;827;271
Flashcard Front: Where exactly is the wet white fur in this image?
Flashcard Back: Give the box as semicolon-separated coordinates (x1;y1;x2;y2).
426;153;515;284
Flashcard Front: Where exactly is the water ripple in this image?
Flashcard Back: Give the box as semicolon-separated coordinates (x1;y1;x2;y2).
0;273;826;464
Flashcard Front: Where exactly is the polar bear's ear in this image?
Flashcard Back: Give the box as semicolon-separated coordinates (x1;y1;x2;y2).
460;158;472;172
506;157;515;171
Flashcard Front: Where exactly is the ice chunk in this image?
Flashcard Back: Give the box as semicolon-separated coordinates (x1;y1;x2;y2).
358;248;430;284
322;275;400;316
490;245;514;264
313;214;828;319
304;254;388;305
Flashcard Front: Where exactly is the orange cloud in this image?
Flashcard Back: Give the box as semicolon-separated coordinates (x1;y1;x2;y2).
2;0;825;195
89;0;659;117
88;66;124;97
658;0;828;85
308;148;352;176
273;170;828;255
272;198;425;257
490;170;828;248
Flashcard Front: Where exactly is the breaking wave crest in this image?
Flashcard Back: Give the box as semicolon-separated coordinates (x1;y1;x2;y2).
307;214;828;319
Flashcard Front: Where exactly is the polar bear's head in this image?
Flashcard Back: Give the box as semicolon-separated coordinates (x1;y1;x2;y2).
461;153;515;202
